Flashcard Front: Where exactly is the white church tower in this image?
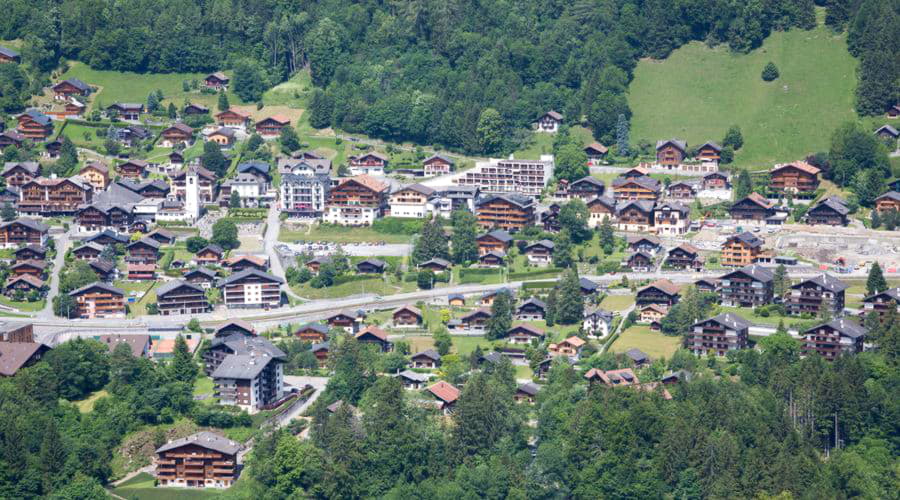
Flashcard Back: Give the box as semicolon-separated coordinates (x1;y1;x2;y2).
185;167;200;223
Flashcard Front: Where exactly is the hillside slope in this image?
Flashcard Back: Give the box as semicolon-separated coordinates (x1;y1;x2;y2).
628;24;859;169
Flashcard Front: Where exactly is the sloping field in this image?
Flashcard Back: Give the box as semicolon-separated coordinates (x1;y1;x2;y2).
629;24;858;169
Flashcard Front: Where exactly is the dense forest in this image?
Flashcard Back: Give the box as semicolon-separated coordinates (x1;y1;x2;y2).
2;0;896;154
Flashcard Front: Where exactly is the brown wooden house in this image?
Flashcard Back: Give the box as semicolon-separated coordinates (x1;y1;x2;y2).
786;274;847;317
156;280;210;315
423;155;454;176
475;194;535;232
255;115;291;137
656;139;687;167
127;237;160;264
476;229;513;255
1;161;40;187
196;244;224;265
11;260;46;278
729;192;775;221
215;109;251;129
702;172;730;190
294;323;329;343
586;195;616;228
666;243;703;270
116;159;148;179
155;431;239;488
874;191;900;213
718;265;774;307
52;78;90;100
612;176;661;201
72;242;104;261
14;245;46;262
861;287;900;322
69;282;126;319
805;197;849;226
636;279;681;308
615;200;655;232
687;313;750;356
392;305;423;328
0;219;49;248
0;46;20;64
801;319;866;361
696;142;722;162
326;310;364;333
769;162;820;194
721;232;765;267
204;72;230;90
160;123;194;147
16;110;53;141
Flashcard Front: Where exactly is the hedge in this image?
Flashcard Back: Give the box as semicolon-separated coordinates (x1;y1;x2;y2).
228;208;268;219
522;281;556;290
508;268;563;280
371;217;424;235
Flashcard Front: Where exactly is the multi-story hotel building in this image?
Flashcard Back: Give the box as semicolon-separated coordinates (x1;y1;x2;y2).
155;432;240;489
688;313;751;356
455;155;554;197
801;319;866;361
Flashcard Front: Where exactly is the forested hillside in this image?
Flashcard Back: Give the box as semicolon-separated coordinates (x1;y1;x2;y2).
2;0;867;156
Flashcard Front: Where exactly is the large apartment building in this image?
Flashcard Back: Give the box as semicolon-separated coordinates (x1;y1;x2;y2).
718;265;774;307
785;274;848;317
18;177;92;215
218;269;283;309
0;219;49;249
475;194;535;232
155;432;240;489
323;175;388;226
688;313;751;356
156;280;211;315
280;173;330;218
68;282;126;319
801;319;866;361
455;155;554;197
721;232;766;267
207;335;286;413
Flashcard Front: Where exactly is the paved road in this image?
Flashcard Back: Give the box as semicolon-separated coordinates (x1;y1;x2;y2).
263;204;303;301
38;229;72;319
278;376;329;427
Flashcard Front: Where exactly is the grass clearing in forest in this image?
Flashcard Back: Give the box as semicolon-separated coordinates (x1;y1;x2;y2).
629;22;865;169
610;325;683;360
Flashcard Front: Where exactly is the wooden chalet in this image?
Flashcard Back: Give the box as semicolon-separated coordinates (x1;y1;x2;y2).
204;72;230;90
874;191;900;213
72;242;104;261
427;381;460;414
14;245;46;262
52;78;90;100
627;234;661;254
636;279;681;308
127;262;156;280
107;103;144;121
584;143;608;164
295;323;329;343
89;259;117;281
410;349;441;369
478;251;505;267
786;273;847;317
548;336;585;358
16;110;53;141
802;319;866;360
455;308;492;331
626;251;654;272
0;130;25;149
323;175;389;226
11;259;46;278
208;127;236;147
215;109;251;128
565;176;606;200
160;123;194;147
392;305;423;327
688;313;750;356
612;176;660;201
0;219;49;248
537;110;563;133
729;192;775;221
183;267;217;289
255;115;291;137
127;237;161;265
721;232;765;267
476;229;513;255
861;287;900;321
475;194;535;232
448;294;465;307
515;382;540;404
666;243;703;270
656;139;687;167
769;162;820;194
4;274;44;296
666;181;695;199
639;304;667;325
507;323;545;344
615;200;655;232
155;431;240;488
356;259;386;274
116;159;148;179
696;142;722;163
325;310;364;333
2;161;40;187
695;278;719;294
586;195;616;228
355;326;392;352
79;162;110;190
718;265;774;307
515;298;546;321
418;257;451;273
224;255;268;274
156;280;210;315
196;245;224;265
69;282;126;319
805;196;849;226
183;103;209;115
348;152;389;175
86;230;129;247
524;239;554;266
423;154;454;176
702;172;730;190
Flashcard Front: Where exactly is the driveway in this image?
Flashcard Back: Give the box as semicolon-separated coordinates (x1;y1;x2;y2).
38;228;72;319
277;376;329;428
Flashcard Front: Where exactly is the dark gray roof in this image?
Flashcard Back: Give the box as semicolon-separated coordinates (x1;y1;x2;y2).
156;431;240;455
525;239;554;251
214;333;285;358
156;279;204;297
612;176;661;192
420;257;451;268
586;195;616;209
311;341;329;352
794;273;848;293
218;268;284;286
729;231;764;249
396;370;430;383
238;161;270;175
83;182;144;213
412;349;441;361
399;183;436;196
698;141;722;152
722;264;774;283
68;281;124;297
128;237;161;250
571;176;605;189
22;109;51;126
656;201;690;215
73;242;104;254
481;351;503;364
199;244;224;256
810;196;849;216
475;193;534;209
89;259;116;274
863;287;900;303
811;318;867;339
656;139;687;151
625;348;649;362
875;125;899;137
696;312;752;330
580;277;599;291
357;258;386;268
58;78;90;92
517;382;540;396
183;267;216;280
424;154;455;165
0;342;45;376
1;218;49;233
518;297;546;310
298;322;329;334
479;229;513;243
3;161;39;176
628;250;654;262
86;230;129;244
875;191;900;203
0;46;19;58
616;199;656;214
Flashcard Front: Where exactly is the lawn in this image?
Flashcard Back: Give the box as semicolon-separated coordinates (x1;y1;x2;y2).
291;276;406;299
193;376;215;398
56;121;110;149
114;280;158;317
111;472;224;499
62;61;244;112
716;306;810;328
610;325;683;360
73;389;109;413
262;70;312;107
514;126;595;160
600;294;635;312
0;295;45;312
279;223;414;244
629;20;865;169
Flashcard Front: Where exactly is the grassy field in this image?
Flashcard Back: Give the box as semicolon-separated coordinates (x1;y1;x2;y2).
717;306;811;328
629;20;865;169
74;389;109;413
291;276;417;299
279;223;414;244
114;280;158;317
611;325;683;360
110;472;224;499
599;294;635;312
0;295;45;312
514;125;595;160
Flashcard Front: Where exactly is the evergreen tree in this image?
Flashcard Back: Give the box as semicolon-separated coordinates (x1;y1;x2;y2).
853;169;887;208
545;288;558;327
1;202;16;221
246;133;264;152
476;107;504;154
308;89;333;129
773;264;788;298
211;219;240;250
167;102;177;119
229;190;241;208
552;228;574;268
147;91;159;112
450;209;478;264
871;209;882;229
866;262;888;295
218;92;229;111
615;113;629;156
554;269;584;325
558;199;592;244
280;126;301;152
599;217;615;254
39;421;67;493
169;334;197;384
452;370;517;459
486;290;513;340
555;142;589;183
412;218;449;265
201;141;229;178
761;62;779;81
734;169;753;200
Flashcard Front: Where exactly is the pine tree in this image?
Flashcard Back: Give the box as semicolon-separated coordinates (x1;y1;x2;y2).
734;169;753;200
817;299;833;322
615;113;629;156
773;264;788;297
147;91;159;112
1;202;16;221
169;334;197;384
545;288;558;327
412;218;449;265
167;102;177;119
866;262;888;295
229;190;241;208
871;209;881;229
555;269;584;325
552;228;574;268
761;62;779;81
451;209;478;264
218;92;230;111
486;290;513;340
599;217;615;254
